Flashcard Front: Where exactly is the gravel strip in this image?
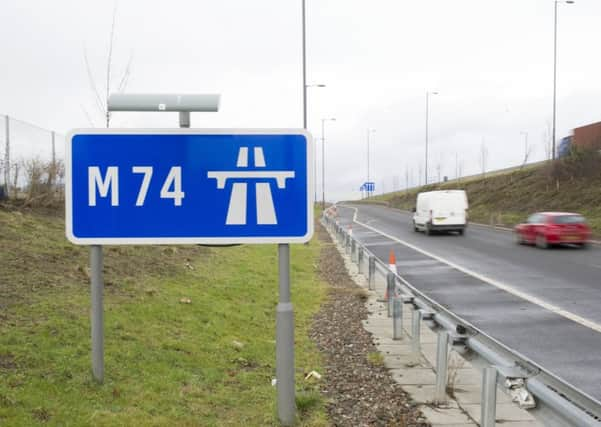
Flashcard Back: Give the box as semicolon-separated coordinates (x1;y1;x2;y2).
310;222;429;427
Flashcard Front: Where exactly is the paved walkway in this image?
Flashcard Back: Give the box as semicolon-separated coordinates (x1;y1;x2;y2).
332;230;543;427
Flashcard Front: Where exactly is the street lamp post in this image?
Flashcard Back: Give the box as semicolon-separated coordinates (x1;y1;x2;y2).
366;128;376;198
425;91;438;185
552;0;575;160
321;118;336;208
305;84;326;203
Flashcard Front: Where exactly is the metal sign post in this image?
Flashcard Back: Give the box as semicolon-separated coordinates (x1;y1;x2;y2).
277;243;295;424
90;245;104;382
67;95;311;425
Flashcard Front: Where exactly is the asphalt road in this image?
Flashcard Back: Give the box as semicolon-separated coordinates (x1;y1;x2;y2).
335;203;601;405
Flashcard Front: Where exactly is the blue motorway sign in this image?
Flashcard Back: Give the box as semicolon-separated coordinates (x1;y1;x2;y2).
362;182;375;192
66;129;313;244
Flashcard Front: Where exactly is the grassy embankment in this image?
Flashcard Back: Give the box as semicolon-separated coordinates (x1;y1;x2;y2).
373;157;601;235
0;205;328;426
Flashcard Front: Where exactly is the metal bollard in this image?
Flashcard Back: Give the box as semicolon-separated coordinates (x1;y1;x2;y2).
357;247;363;273
368;256;375;290
386;272;395;317
411;309;422;359
435;331;449;404
481;367;498;427
393;298;402;340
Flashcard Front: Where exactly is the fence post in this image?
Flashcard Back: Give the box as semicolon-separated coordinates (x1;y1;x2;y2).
386;272;395;317
4;116;10;198
435;331;449;404
481;367;498;427
393;298;402;340
368;256;375;290
411;308;421;360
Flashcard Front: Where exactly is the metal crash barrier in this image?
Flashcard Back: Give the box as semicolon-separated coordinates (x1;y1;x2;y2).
322;209;601;427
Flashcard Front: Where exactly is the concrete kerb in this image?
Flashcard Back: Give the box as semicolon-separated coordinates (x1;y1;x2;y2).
323;218;542;427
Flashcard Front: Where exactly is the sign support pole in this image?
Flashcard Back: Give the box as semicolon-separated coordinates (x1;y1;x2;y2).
90;244;104;382
276;243;295;425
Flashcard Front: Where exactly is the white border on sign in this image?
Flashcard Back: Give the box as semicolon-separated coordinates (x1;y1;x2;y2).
65;128;314;245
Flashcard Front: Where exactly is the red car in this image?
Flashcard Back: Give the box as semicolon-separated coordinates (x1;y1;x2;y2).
514;212;591;248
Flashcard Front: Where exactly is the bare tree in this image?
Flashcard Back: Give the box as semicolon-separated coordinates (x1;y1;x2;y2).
83;2;133;128
454;153;459;180
12;161;20;192
520;134;534;169
542;121;552;160
479;139;488;177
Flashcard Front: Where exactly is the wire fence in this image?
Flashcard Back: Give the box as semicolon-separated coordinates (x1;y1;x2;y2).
0;115;66;202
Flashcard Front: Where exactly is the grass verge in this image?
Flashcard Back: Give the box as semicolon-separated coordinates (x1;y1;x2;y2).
0;205;328;426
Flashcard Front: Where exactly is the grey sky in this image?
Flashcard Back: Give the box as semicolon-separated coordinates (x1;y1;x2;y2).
1;0;600;201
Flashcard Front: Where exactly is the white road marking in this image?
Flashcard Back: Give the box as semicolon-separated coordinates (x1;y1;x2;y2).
347;206;601;334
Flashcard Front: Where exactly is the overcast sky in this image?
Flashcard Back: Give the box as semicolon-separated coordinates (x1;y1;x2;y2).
1;0;600;201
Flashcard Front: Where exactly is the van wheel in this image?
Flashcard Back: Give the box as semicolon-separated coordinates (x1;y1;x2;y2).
458;229;465;236
535;234;548;249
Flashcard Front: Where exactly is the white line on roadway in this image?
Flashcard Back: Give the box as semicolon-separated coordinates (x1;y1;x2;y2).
348;206;601;335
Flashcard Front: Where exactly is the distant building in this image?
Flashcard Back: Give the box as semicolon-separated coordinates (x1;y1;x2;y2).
573;121;601;150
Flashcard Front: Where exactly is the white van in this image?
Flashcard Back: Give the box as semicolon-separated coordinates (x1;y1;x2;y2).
412;190;468;235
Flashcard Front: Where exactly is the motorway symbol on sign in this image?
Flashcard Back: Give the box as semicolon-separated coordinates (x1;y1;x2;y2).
208;146;295;225
66;129;313;245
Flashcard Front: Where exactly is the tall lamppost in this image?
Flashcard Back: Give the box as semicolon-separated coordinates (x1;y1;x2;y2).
366;128;376;197
552;0;575;160
321;117;336;208
305;83;326;203
425;91;438;185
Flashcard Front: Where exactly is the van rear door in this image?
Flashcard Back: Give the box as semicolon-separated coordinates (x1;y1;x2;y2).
431;193;467;226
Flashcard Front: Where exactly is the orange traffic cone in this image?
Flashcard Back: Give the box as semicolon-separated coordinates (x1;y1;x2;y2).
382;249;398;301
388;249;397;274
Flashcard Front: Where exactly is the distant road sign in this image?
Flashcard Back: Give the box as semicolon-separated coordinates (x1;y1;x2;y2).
363;181;375;192
66;129;313;244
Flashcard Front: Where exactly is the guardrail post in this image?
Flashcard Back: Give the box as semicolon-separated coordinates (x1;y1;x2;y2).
435;331;449;404
411;309;421;360
481;367;498;427
386;271;396;317
357;247;363;273
368;256;375;290
386;273;395;317
351;239;356;262
393;298;402;340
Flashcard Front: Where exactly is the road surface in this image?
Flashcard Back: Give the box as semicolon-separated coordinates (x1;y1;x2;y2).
336;203;601;405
